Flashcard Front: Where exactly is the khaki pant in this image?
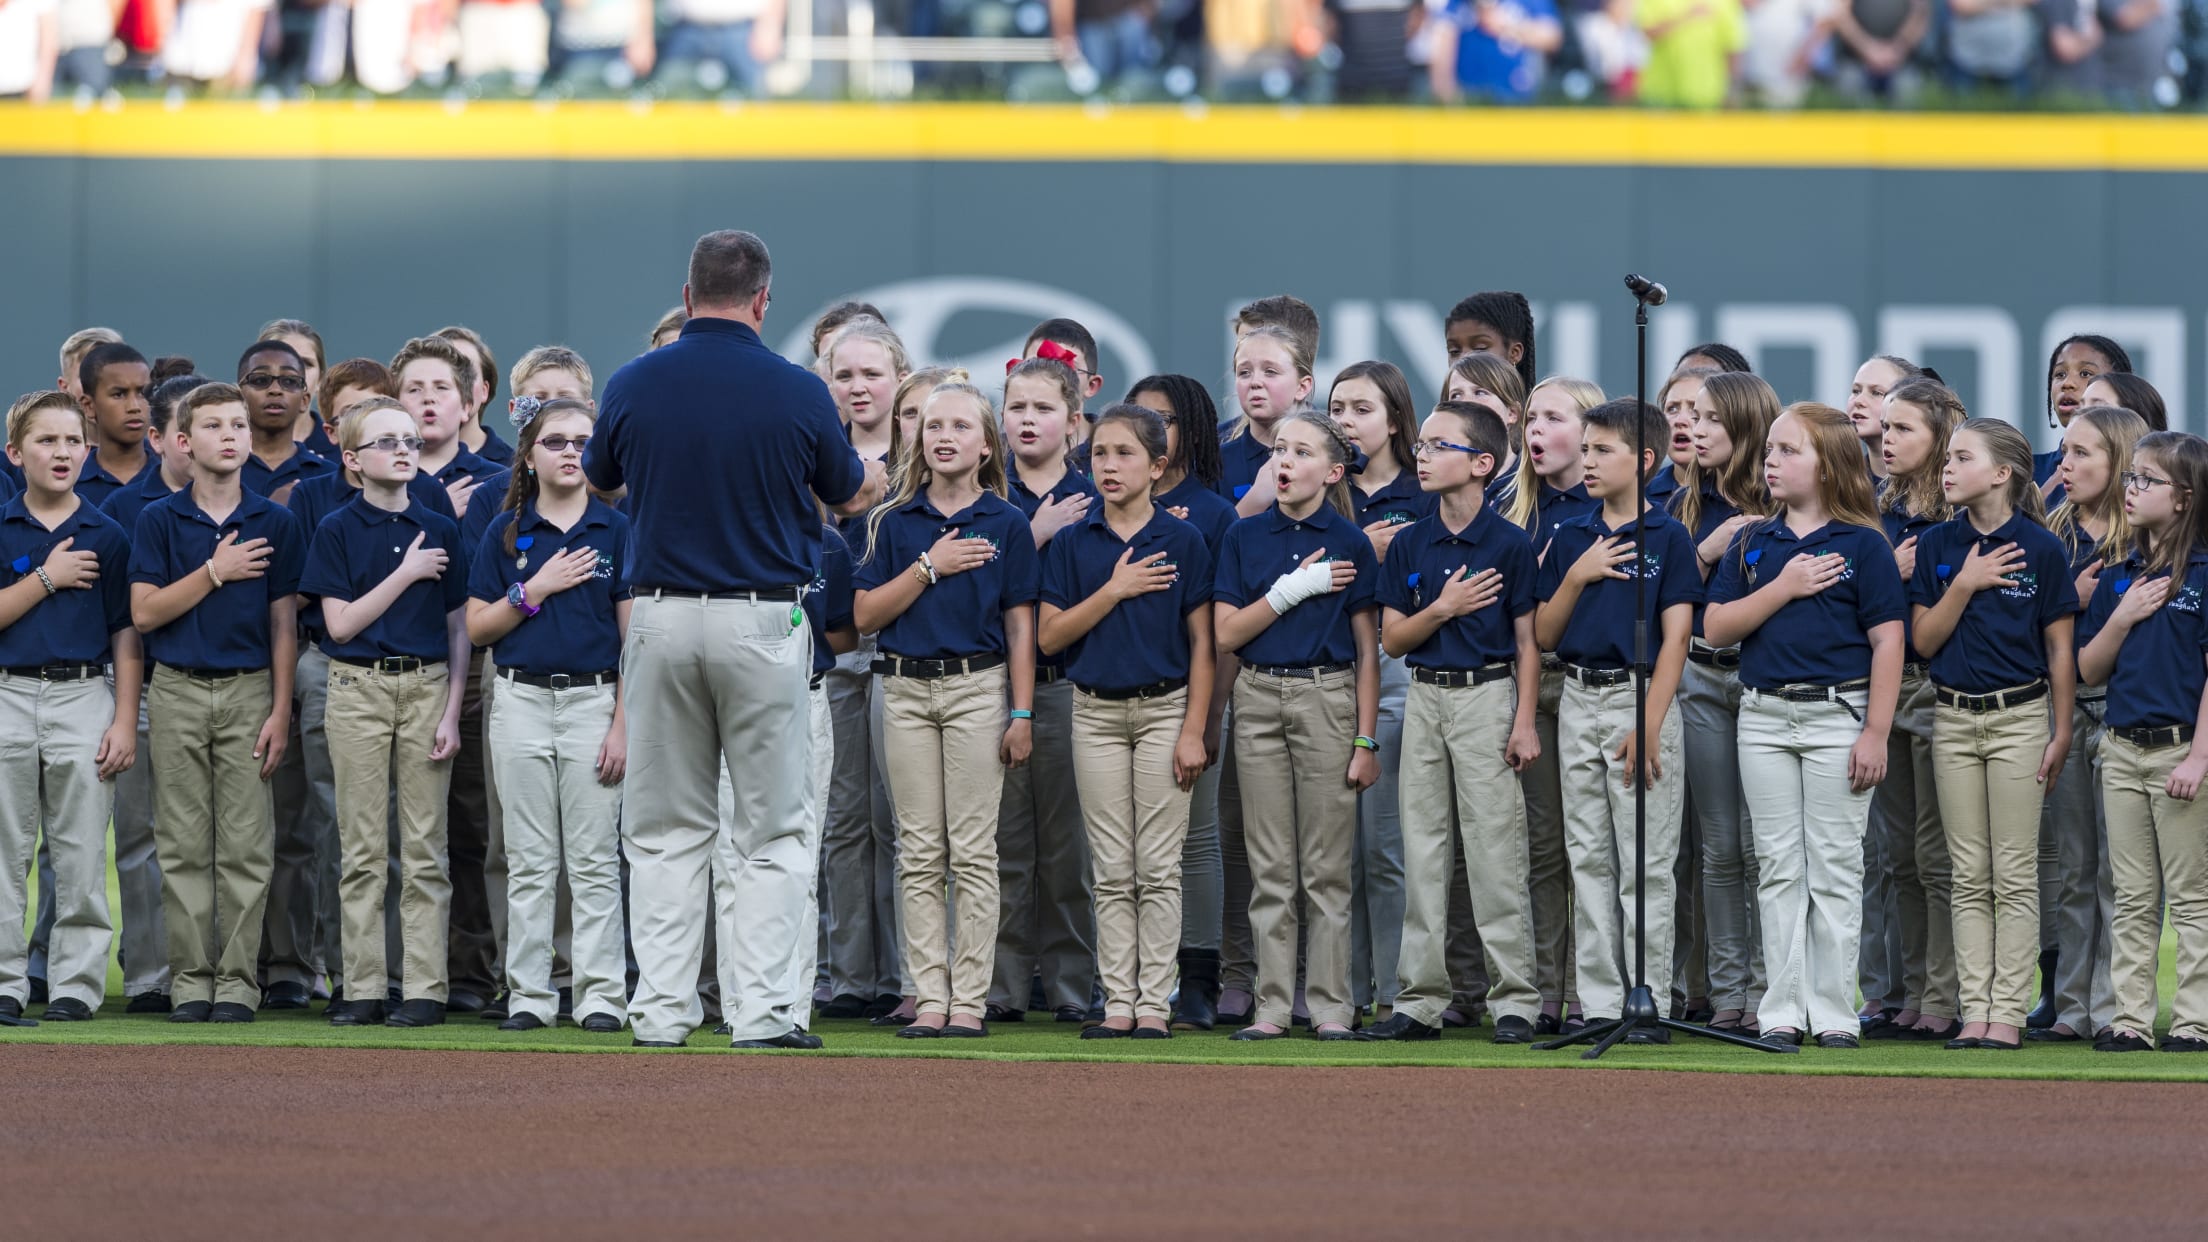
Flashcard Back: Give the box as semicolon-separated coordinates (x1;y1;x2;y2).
1521;665;1578;1007
0;675;115;1008
880;666;1007;1020
1072;686;1193;1022
2099;734;2208;1041
1932;695;2048;1028
1558;677;1685;1019
622;594;814;1045
1233;668;1358;1029
150;667;278;1009
714;682;833;1025
1679;658;1762;1012
1394;678;1537;1025
1873;674;1956;1016
1738;688;1875;1036
990;676;1095;1014
326;660;454;1003
2042;696;2117;1033
487;676;625;1025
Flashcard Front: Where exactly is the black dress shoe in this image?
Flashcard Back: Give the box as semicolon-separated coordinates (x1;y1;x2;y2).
733;1029;824;1049
0;996;36;1026
1894;1020;1964;1043
869;1008;917;1028
2094;1029;2153;1053
385;1000;447;1027
1943;1036;1982;1049
262;982;310;1011
480;992;510;1022
1364;1012;1440;1041
1314;1026;1361;1041
895;1022;942;1039
941;1022;989;1039
862;994;901;1021
1079;1024;1125;1039
581;1013;623;1034
1493;1015;1534;1045
41;997;94;1022
1976;1035;2022;1050
1815;1032;1860;1049
1229;1025;1289;1041
632;1038;683;1048
1761;1028;1803;1047
2160;1035;2208;1053
170;1000;215;1024
1533;1013;1561;1036
1130;1026;1171;1040
1625;1026;1672;1045
983;1004;1025;1023
817;993;869;1020
1560;1014;1591;1035
2025;1026;2083;1043
209;1002;256;1024
1053;1005;1090;1024
327;1000;385;1026
498;1013;548;1032
445;990;488;1015
124;992;173;1015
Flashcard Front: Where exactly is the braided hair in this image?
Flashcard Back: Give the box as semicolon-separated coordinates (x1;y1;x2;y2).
1278;408;1359;520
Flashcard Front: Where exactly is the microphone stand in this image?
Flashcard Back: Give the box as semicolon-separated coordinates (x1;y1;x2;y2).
1535;275;1796;1059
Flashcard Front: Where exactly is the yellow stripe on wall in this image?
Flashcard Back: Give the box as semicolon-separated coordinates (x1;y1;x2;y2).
1;101;2205;170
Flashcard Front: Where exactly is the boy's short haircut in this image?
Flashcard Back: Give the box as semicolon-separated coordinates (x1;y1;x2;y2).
151;355;199;384
180;382;247;431
333;396;410;455
1235;295;1321;359
434;325;499;404
258;318;326;370
808;299;884;353
236;338;305;380
1431;400;1508;468
319;358;397;421
9;390;83;446
1581;397;1668;479
59;328;123;382
510;345;594;397
1023;318;1099;376
79;342;149;396
390;336;479;403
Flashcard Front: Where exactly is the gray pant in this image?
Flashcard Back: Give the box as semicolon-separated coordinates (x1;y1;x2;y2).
2041;696;2118;1033
1179;759;1223;952
989;677;1096;1013
819;642;903;1001
622;593;815;1045
1349;655;1408;1009
1680;658;1762;1013
264;648;337;990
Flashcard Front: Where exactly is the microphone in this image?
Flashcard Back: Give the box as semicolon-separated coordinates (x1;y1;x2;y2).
1624;274;1668;306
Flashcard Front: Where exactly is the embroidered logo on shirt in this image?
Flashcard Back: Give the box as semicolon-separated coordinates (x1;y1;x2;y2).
1997;571;2038;602
2172;584;2204;615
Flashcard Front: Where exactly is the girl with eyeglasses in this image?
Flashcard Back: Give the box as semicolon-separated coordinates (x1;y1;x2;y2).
2076;431;2208;1054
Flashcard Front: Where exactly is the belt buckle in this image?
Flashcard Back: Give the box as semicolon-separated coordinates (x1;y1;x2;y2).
40;666;66;682
549;673;573;690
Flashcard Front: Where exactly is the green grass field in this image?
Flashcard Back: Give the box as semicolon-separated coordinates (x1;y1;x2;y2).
16;856;2205;1083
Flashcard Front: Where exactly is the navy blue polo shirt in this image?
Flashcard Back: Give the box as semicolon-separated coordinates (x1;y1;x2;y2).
808;524;854;677
0;469;17;505
1040;505;1214;692
1008;459;1097;522
1909;512;2078;693
1218;430;1274;503
475;425;514;468
1535;508;1704;670
242;447;334;499
1646;461;1680;508
1485;468;1519;513
432;446;504;488
1531;481;1598;559
1214;502;1379;668
301;421;338;458
75;447;158;510
587;318;863;593
1157;475;1237;558
466;499;632;676
1378;503;1536;671
854;491;1039;659
2079;552;2208;730
0;497;133;665
289;473;460;643
128;486;307;670
1880;499;1941;661
1706;517;1909;690
299;496;470;662
101;468;184;535
459;470;516;562
2033;449;2062;488
1666;477;1742;545
1352;467;1434;530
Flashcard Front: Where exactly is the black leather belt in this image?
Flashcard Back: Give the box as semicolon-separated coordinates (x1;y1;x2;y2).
2110;724;2195;749
645;586;804;603
1564;665;1633;688
1035;666;1065;686
1936;681;2048;713
498;668;617;691
1080;678;1186;701
1762;679;1870;703
1687;647;1741;670
1;663;106;682
1413;664;1512;688
333;656;441;673
1252;662;1353;679
159;664;258;682
1903;661;1929;679
809;673;825;691
873;652;1006;680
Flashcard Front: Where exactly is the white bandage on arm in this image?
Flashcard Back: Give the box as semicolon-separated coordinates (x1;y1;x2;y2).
1265;561;1335;615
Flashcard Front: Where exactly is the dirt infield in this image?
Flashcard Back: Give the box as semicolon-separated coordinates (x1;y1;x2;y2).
5;1047;2204;1238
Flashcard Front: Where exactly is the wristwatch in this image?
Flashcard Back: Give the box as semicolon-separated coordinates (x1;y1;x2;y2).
507;582;541;618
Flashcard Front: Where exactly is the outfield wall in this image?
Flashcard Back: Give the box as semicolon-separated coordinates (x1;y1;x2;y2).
3;104;2206;445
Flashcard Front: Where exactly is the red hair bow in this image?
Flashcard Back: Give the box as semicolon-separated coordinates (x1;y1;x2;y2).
1008;340;1083;375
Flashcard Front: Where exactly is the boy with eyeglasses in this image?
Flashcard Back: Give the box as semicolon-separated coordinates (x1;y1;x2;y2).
238;341;333;507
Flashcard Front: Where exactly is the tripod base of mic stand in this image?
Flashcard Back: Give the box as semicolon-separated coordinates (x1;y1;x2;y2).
1532;986;1797;1059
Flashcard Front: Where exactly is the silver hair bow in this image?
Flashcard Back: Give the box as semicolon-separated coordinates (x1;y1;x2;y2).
510;394;545;432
